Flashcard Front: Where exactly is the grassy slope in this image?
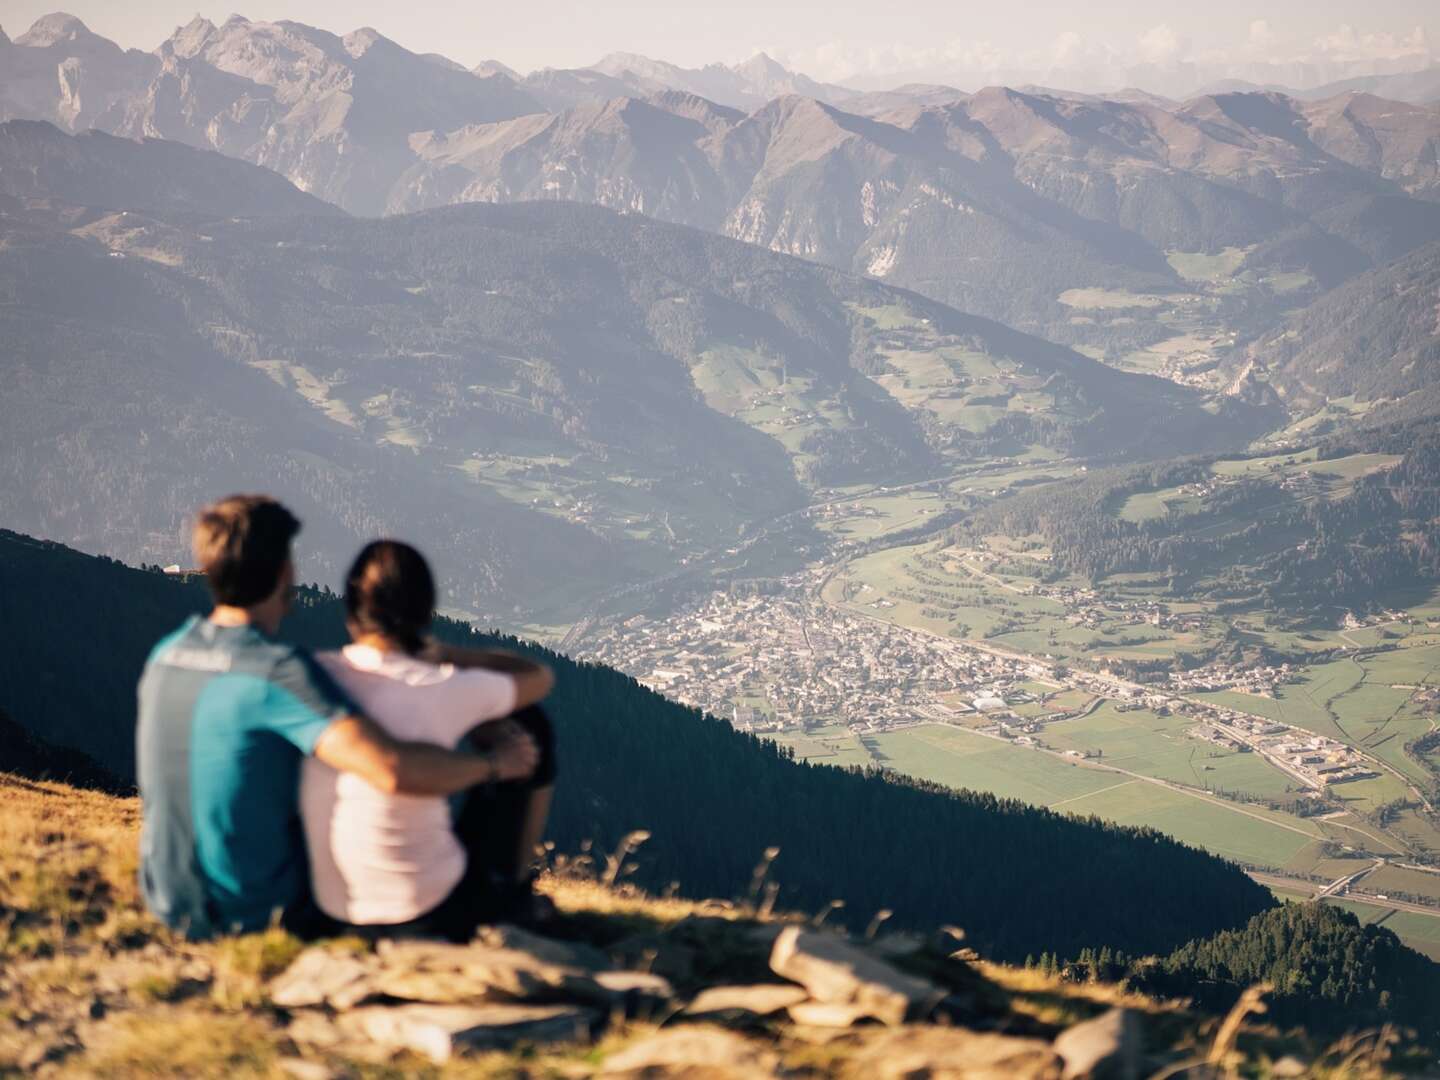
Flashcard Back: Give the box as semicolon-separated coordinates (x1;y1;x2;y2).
0;774;1410;1079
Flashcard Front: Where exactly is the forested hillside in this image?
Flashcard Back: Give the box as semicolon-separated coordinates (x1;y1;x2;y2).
0;124;1265;623
1248;238;1440;416
960;416;1440;618
0;529;1273;962
1140;903;1440;1042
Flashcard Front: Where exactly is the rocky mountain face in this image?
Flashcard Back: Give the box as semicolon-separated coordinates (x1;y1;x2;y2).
0;14;546;215
388;90;1176;334
4;14;1440;340
0;13;157;131
386;83;1440;335
0;123;1263;620
586;50;858;110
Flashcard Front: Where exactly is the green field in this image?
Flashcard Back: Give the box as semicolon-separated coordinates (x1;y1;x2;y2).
1357;863;1440;903
772;723;874;769
867;725;1121;806
787;722;1326;869
1167;247;1250;282
829;542;1224;664
1042;704;1299;800
1058;288;1166;310
1198;641;1440;792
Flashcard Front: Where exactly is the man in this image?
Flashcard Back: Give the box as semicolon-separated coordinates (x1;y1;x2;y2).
136;495;543;939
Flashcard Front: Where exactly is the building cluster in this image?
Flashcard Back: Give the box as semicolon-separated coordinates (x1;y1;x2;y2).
1198;711;1376;789
582;572;1045;735
579;568;1385;803
1168;661;1300;696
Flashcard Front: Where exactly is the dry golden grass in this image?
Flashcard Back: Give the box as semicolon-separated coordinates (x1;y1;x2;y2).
0;774;149;960
0;773;1415;1079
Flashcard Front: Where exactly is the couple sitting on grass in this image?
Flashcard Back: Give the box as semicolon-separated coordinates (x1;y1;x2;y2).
137;494;558;942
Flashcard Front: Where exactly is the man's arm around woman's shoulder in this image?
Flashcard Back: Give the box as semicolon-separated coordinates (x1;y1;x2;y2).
422;640;556;709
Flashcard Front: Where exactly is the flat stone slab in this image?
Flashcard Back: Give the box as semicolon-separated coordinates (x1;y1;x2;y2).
269;949;376;1009
593;970;676;1010
477;924;612;972
769;925;944;1025
599;1026;781;1078
369;940;609;1005
686;983;809;1019
346;1002;595;1062
1053;1007;1142;1080
787;1000;881;1028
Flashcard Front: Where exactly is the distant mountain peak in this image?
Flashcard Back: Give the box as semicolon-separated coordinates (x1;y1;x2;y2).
736;51;786;76
596;50;665;71
15;12;96;47
166;15;217;57
343;26;395;58
473;59;520;80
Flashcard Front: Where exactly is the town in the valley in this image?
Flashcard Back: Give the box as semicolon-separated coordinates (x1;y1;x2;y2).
581;568;1380;799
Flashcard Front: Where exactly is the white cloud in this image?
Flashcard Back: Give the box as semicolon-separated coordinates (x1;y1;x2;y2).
1311;23;1429;63
1136;24;1189;66
765;18;1434;93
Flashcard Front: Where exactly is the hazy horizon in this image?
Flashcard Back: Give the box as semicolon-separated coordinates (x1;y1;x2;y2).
4;0;1438;95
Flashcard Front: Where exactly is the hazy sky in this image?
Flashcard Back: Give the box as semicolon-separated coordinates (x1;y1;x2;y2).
3;0;1437;82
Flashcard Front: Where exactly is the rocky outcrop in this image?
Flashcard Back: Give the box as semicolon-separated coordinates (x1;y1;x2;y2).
261;913;1169;1074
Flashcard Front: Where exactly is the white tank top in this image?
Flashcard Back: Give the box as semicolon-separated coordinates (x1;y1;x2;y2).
299;645;517;925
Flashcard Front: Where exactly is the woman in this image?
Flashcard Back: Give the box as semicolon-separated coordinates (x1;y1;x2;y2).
300;540;557;940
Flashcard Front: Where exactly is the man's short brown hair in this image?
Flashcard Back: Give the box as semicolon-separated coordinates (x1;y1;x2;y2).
192;495;302;607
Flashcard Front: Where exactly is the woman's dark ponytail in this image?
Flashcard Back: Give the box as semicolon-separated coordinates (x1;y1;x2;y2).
344;540;436;655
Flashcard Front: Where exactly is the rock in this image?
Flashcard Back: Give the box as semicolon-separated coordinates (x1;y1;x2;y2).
1053;1008;1142;1080
269;948;376;1009
478;924;611;972
1270;1056;1309;1078
843;1026;1063;1079
369;940;607;1005
787;1000;880;1028
593;970;676;1016
286;1012;345;1050
347;1003;595;1062
685;983;808;1019
277;1058;339;1080
769;925;944;1025
599;1026;781;1078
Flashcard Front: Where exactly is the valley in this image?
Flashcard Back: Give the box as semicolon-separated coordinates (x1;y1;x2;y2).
555;435;1440;962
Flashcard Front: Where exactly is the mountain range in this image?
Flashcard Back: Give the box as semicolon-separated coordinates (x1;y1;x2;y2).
4;13;1440;343
0;118;1264;622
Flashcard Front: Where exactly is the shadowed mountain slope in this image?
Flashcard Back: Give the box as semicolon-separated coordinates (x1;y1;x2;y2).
1246;238;1440;415
0;125;1265;621
0;118;343;218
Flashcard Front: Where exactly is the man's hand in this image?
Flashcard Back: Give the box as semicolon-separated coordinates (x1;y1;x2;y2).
487;720;541;783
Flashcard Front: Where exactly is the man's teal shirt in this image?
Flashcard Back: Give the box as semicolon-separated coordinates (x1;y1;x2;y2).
136;616;354;938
